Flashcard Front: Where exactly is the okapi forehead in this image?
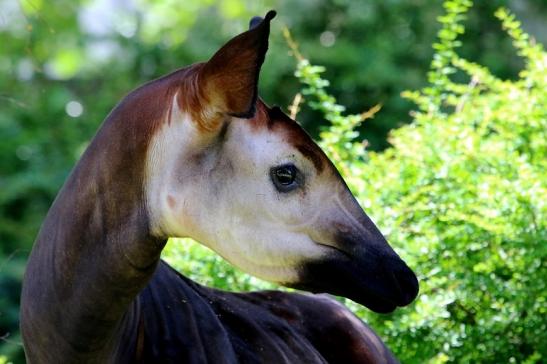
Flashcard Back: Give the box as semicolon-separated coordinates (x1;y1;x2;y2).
121;65;328;176
248;102;328;174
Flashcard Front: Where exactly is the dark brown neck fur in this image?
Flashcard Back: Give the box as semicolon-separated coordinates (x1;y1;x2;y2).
19;67;198;362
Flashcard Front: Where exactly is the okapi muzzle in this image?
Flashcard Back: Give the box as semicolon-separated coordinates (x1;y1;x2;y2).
294;183;419;313
274;139;418;313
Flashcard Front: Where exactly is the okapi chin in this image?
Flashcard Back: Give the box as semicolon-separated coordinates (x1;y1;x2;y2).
21;10;418;363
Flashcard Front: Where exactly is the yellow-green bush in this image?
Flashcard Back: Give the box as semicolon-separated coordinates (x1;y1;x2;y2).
165;1;546;362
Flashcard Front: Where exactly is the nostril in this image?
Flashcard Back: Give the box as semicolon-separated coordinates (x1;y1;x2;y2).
394;264;419;306
385;257;419;306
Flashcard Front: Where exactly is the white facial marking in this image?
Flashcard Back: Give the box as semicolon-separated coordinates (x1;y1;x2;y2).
145;94;205;237
145;99;361;284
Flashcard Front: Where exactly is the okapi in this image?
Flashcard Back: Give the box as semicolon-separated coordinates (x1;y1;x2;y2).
20;11;418;363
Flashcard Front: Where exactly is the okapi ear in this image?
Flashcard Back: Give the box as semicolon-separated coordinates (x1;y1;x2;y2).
198;10;276;126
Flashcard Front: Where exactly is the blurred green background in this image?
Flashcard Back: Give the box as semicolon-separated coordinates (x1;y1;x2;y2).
1;0;546;362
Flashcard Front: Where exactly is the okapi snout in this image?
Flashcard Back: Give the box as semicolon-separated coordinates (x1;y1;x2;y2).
295;211;419;313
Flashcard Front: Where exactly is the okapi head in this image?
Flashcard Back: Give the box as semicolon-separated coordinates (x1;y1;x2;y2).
146;11;418;313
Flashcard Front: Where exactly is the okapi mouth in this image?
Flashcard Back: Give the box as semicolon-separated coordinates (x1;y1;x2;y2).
291;239;419;313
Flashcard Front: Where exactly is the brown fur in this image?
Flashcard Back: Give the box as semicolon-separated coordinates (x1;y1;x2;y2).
245;102;329;174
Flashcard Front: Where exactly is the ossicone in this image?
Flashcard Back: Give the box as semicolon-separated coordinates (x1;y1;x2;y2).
249;10;277;30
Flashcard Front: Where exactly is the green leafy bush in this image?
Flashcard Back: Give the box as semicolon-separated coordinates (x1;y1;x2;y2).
165;1;546;362
289;1;546;362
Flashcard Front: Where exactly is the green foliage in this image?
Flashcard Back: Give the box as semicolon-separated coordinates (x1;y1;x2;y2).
292;58;372;171
167;1;547;362
293;1;546;362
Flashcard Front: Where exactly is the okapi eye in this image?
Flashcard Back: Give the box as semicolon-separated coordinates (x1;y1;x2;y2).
270;164;300;192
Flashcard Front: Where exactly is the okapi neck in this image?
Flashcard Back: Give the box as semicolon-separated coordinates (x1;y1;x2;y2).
41;66;203;272
30;69;189;301
41;75;175;274
21;70;191;359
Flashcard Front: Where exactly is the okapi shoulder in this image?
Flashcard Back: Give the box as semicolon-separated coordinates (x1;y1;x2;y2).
131;261;396;364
